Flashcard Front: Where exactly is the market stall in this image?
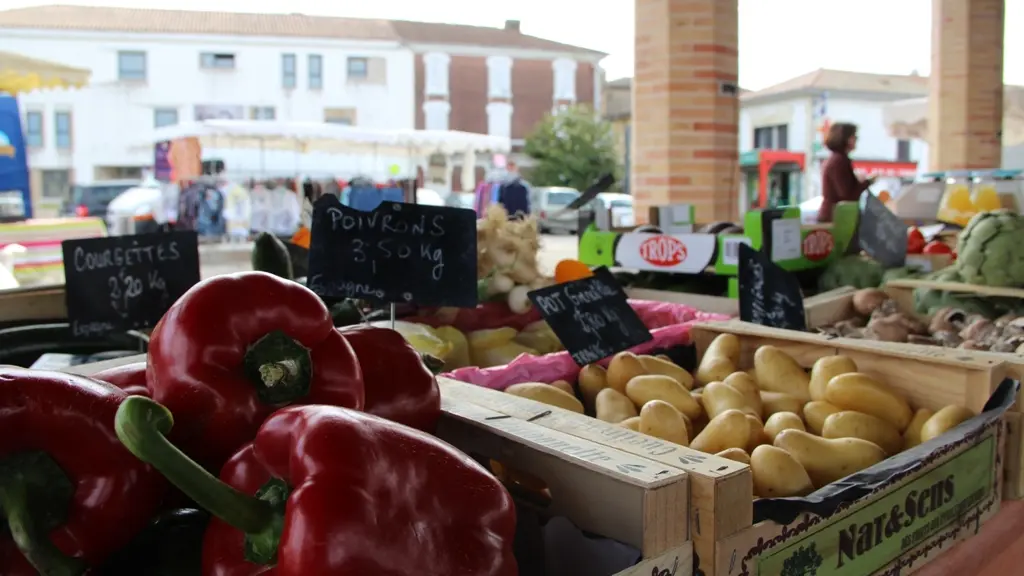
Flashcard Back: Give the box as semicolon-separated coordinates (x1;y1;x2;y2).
1;196;1022;574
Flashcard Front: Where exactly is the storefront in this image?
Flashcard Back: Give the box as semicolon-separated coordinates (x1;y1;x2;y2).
740;149;806;209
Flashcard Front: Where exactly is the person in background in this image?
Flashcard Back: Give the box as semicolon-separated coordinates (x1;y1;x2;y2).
818;122;875;223
498;161;530;218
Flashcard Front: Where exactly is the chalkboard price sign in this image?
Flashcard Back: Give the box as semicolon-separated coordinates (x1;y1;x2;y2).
62;231;200;337
528;266;653;366
738;243;806;330
859;192;908;268
306;196;478;308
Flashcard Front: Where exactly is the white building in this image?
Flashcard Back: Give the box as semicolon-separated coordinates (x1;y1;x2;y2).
738;69;931;209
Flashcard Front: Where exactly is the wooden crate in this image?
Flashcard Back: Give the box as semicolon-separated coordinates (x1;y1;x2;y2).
625;286;857;326
0;284;67;323
805;279;1024;499
446;320;1010;575
69;355;692;576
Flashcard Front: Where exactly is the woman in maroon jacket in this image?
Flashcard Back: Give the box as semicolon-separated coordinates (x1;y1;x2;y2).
817;122;875;222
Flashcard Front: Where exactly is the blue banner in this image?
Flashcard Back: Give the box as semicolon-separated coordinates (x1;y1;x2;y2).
0;96;31;218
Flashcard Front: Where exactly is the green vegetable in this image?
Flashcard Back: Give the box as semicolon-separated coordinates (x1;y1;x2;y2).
251;233;294;280
881;266;925;284
956;210;1024;287
98;508;208;575
817;255;884;291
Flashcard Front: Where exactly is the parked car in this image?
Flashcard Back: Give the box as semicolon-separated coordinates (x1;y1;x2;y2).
105;184;169;235
531;187;581;233
594;192;635;228
66;179;143;219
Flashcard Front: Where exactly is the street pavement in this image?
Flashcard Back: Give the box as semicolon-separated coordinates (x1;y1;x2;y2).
199;233;581;279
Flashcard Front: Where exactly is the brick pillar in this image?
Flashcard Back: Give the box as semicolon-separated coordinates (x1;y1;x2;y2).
928;0;1004;170
632;0;739;223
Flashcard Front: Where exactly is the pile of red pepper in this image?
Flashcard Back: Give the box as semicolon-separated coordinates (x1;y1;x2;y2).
0;271;517;575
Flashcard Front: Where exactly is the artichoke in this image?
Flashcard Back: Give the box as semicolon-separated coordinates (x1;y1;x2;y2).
956;210;1024;287
817;255;884;292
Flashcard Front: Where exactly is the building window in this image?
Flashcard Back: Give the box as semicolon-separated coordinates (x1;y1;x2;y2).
25;111;43;148
552;58;577;102
308;54;323;89
118;51;147;81
54;111;72;150
423;53;450;97
486;56;512;99
282;54;296;89
897;139;912;162
154;108;179;128
200;53;236;69
753;124;789;150
347;57;368;80
41;169;70;199
324;107;356;126
250;106;276;120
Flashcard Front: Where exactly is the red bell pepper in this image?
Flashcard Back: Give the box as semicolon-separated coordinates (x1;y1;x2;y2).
93;361;150;397
907;227;926;254
339;325;441;432
923;240;953;255
115;397;518;576
0;368;166;575
146;271;364;473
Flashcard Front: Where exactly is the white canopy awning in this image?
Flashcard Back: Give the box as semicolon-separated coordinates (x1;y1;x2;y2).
883;87;1024;146
133;120;511;156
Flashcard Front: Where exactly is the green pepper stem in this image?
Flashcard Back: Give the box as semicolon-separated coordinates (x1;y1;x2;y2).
0;478;85;576
114;396;275;535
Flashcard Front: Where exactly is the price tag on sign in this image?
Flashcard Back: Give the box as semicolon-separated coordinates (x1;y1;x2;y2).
738;243;806;330
306;196;478;308
528;266;653;366
859;193;908;269
61;231;200;338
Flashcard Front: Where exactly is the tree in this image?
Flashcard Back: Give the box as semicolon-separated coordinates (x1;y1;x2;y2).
523;105;621;192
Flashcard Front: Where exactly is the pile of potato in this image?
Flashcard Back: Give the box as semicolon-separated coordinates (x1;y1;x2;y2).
503;333;977;499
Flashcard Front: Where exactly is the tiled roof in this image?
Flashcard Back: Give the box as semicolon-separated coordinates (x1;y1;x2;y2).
742;69;930;101
0;5;605;55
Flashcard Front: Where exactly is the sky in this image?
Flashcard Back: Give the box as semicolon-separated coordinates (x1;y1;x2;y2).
3;0;1022;90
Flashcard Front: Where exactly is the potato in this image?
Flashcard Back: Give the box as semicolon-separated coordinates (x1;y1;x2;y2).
577;364;608;412
903;408;935;449
716;448;751;465
808;356;858;402
822;411;903;456
656;354;673;363
639;400;690;446
760;391;803;417
550;380;575;396
723;372;763;418
620;416;641;431
745;414;770;452
691;409;751;454
505;383;584;413
467;327;519;348
702;381;756;420
696;334;740;385
638;355;694;389
625;375;702;420
750;445;814;498
920;405;975;443
606;352;647;393
774;429;886;487
754;346;811;402
803;401;841;435
825;373;913;432
763;412;806;442
595;388;638;423
680;413;696;440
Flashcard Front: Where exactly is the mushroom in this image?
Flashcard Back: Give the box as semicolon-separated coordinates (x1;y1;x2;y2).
872;299;900;319
932;330;964;348
908;335;939;345
852;289;890;317
929;308;969;334
959;318;998;344
1003;317;1024;338
995;313;1019;329
1017;341;1024;355
864;315;911;342
959;340;989;351
991;336;1024;353
892;314;929;335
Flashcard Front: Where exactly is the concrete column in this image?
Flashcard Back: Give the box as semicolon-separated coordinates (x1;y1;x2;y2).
928;0;1005;170
632;0;739;222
